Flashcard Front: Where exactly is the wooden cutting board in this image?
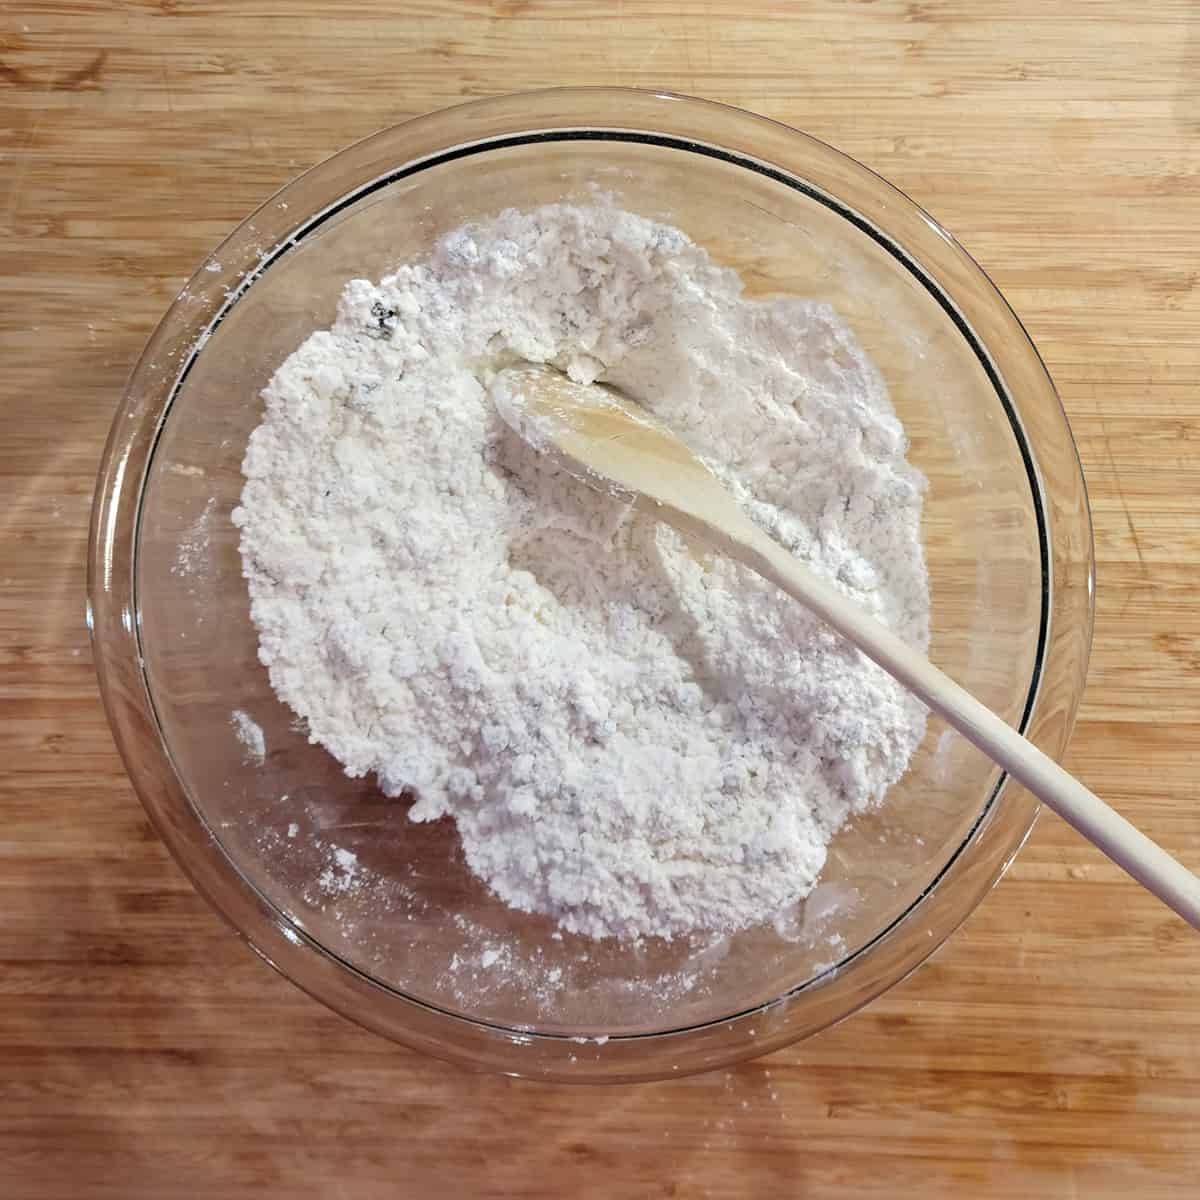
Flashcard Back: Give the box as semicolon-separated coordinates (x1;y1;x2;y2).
2;2;1197;1196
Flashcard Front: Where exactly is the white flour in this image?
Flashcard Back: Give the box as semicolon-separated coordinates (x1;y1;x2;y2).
230;709;265;765
233;202;929;941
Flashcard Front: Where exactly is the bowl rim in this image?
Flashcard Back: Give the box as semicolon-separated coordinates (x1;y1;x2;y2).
88;86;1094;1083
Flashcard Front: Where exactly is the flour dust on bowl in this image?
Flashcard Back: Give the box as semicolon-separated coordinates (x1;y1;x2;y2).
88;89;1093;1083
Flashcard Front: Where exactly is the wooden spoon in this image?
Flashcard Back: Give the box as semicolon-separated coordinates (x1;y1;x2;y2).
492;363;1200;929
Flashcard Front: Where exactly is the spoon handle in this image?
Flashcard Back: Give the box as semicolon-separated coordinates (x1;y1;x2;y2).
727;521;1200;930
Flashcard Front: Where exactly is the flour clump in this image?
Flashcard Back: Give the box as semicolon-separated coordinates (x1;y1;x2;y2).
233;202;929;941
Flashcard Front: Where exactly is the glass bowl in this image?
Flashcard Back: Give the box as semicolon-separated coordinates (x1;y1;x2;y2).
88;88;1093;1083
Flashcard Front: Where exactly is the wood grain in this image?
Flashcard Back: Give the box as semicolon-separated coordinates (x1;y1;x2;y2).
2;1;1198;1196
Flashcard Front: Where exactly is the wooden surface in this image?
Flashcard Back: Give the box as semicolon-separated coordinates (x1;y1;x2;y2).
3;2;1199;1195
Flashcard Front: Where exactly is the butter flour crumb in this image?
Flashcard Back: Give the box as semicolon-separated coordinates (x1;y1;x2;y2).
234;201;929;942
317;846;362;895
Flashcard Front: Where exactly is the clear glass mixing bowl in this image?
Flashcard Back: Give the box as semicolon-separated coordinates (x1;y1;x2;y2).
89;89;1093;1082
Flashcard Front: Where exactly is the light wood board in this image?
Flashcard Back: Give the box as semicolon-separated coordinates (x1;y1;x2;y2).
2;2;1198;1196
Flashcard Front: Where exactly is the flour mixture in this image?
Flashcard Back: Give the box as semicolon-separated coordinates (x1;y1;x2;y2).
232;202;930;941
